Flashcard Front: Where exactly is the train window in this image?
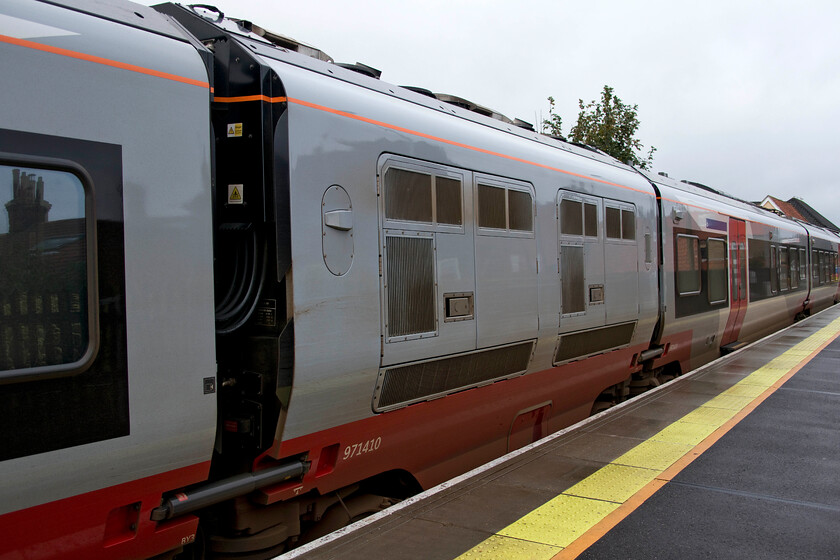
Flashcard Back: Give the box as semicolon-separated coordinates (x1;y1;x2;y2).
508;189;533;232
385;168;433;223
584;203;598;237
676;234;701;295
478;184;506;229
749;238;774;301
816;251;823;284
605;205;635;240
799;248;806;283
478;183;533;233
621;209;635;240
825;252;830;283
560;198;598;238
435;177;462;226
790;248;799;290
0;164;92;377
770;246;779;294
707;238;728;304
826;252;832;283
779;246;789;291
606;207;621;239
560;199;583;235
384;166;464;228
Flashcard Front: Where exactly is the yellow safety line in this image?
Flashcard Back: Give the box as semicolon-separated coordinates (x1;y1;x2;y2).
456;317;840;560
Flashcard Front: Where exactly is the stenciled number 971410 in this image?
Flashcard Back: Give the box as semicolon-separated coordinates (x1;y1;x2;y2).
343;437;382;460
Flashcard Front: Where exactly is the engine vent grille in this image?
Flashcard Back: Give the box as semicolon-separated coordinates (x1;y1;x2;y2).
554;322;636;364
385;235;435;338
375;341;535;411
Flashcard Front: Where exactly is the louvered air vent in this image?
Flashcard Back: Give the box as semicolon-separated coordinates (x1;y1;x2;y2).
375;341;535;411
554;322;636;364
385;235;435;338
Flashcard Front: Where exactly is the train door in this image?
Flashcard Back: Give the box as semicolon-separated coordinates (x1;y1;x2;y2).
603;199;639;324
721;218;747;346
378;156;477;367
473;174;538;348
557;190;606;333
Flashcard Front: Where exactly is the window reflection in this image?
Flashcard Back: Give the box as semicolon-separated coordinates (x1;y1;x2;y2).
0;165;88;372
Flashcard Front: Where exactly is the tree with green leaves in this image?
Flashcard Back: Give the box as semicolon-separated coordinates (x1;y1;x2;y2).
541;96;564;138
542;86;656;170
569;85;655;169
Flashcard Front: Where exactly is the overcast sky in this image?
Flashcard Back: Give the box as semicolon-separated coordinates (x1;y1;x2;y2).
149;0;840;227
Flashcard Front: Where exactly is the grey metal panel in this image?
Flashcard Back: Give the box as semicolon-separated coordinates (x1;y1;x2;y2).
0;0;209;85
260;54;659;441
0;0;214;513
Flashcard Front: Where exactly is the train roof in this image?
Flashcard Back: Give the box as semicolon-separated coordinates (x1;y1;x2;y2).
39;0;196;41
153;3;637;176
642;169;840;241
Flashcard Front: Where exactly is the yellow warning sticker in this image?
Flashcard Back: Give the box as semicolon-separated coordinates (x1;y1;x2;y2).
226;123;243;138
228;184;243;205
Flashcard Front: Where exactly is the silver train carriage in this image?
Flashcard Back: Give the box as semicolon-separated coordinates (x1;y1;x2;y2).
1;1;838;558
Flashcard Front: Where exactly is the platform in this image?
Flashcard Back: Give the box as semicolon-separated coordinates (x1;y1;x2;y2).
281;305;840;560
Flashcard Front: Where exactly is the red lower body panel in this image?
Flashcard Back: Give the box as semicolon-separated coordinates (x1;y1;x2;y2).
257;344;646;504
0;462;210;560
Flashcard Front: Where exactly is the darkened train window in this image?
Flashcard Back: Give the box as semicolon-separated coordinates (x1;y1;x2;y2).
676;234;701;295
584;203;597;237
0;164;92;377
799;248;807;283
790;248;799;289
818;251;826;284
606;207;621;239
435;177;462;225
707;238;728;303
621;209;635;240
749;238;774;301
560;199;583;235
478;183;533;233
508;189;533;231
384;167;463;227
560;198;598;238
606;206;635;240
779;246;790;291
770;245;779;294
385;168;433;223
0;130;127;463
478;184;506;229
820;251;829;284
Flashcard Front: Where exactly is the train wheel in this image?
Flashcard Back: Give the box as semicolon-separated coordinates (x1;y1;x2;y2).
299;494;396;545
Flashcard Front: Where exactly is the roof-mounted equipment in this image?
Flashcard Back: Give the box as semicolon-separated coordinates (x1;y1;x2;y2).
433;93;513;124
335;62;382;79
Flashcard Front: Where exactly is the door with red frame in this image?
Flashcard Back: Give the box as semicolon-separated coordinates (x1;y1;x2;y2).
721;218;747;346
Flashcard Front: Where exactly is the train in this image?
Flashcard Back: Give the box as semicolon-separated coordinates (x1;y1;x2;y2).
1;1;839;558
